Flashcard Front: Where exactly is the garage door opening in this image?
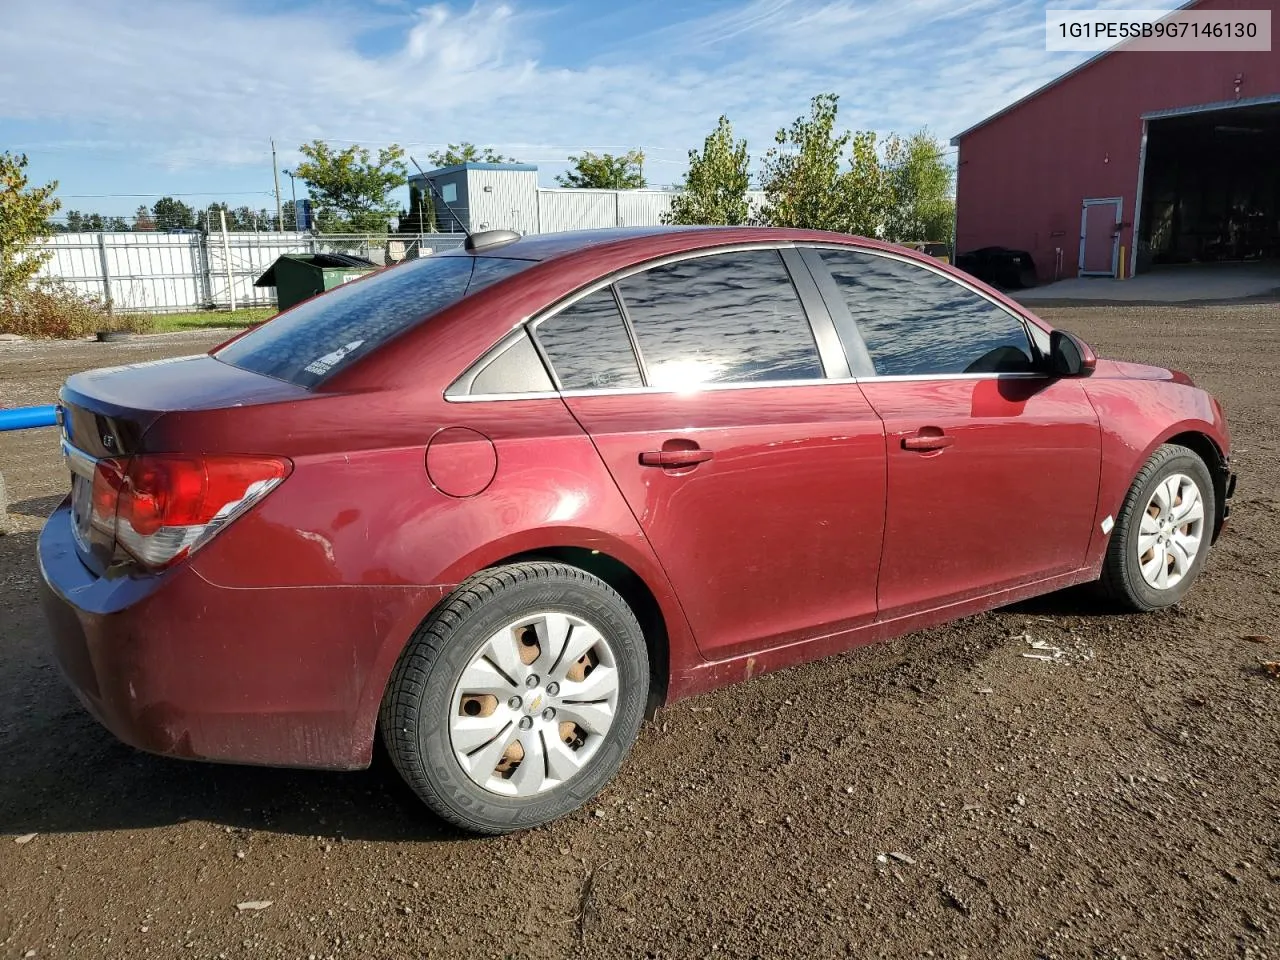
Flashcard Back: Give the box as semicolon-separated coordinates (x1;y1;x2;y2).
1137;97;1280;272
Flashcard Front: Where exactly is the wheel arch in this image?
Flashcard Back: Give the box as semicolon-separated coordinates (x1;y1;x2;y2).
361;533;684;764
1161;429;1229;542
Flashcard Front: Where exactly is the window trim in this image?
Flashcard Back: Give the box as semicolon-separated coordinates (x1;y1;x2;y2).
537;283;650;390
445;240;1057;402
445;328;559;400
799;243;1050;379
778;247;852;379
553;370;1047;398
606;245;834;390
448;241;844;400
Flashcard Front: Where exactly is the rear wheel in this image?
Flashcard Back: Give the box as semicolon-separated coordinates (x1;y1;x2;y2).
380;562;649;834
1100;444;1215;611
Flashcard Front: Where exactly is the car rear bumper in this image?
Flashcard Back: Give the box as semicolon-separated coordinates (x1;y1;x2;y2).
38;503;444;770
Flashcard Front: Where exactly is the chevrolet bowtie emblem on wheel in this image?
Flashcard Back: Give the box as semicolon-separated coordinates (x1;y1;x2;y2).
528;693;544;713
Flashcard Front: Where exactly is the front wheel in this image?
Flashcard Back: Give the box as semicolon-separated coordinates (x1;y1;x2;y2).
379;562;649;834
1100;444;1215;611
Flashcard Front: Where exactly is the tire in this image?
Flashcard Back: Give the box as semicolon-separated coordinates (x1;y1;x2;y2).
1100;444;1216;611
379;562;649;834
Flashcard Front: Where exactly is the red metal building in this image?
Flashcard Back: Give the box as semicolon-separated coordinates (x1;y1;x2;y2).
952;0;1280;280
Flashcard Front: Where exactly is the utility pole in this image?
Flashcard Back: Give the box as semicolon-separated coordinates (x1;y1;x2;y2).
271;138;284;232
219;207;237;311
284;169;298;230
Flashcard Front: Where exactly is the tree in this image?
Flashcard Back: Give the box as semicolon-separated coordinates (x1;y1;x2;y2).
757;94;957;241
133;204;156;231
881;130;955;244
196;204;231;232
0;151;60;295
152;196;196;231
293;140;408;233
664;116;752;226
838;129;891;238
556;150;646;189
62;210;128;233
398;182;435;233
759;94;853;231
204;206;263;231
427;142;517;167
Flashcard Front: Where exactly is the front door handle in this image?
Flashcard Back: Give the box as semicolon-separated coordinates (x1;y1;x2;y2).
639;449;714;467
901;433;954;452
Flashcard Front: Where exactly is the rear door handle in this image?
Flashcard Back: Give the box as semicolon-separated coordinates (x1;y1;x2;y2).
901;433;954;452
639;449;714;467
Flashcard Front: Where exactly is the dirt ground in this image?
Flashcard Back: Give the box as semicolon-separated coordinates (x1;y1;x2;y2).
1;307;1277;960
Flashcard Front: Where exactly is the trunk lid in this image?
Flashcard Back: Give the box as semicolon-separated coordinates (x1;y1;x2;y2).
60;354;305;457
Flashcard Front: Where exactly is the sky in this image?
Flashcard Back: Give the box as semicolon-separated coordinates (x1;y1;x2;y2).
0;0;1185;222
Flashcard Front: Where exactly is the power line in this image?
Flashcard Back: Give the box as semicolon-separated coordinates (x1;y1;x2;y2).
59;190;276;199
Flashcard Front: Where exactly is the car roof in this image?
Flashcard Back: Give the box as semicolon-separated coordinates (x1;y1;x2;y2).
440;225;880;264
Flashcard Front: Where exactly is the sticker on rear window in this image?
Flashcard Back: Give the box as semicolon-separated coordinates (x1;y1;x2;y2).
304;339;365;377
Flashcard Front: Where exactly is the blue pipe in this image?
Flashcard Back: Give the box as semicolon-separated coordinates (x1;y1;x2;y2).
0;405;59;431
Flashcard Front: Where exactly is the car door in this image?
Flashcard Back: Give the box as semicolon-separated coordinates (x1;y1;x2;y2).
800;246;1102;621
532;247;886;661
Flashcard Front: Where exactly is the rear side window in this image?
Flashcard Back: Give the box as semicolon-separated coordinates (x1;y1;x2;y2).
217;255;532;387
815;250;1035;376
468;333;554;395
534;288;642;390
615;249;823;388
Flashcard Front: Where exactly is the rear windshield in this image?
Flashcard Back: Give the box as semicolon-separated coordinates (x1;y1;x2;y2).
216;255;533;387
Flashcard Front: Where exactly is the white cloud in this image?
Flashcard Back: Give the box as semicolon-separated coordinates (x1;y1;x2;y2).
0;0;1186;186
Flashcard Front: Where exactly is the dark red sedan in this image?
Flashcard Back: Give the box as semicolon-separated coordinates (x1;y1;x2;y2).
39;226;1235;833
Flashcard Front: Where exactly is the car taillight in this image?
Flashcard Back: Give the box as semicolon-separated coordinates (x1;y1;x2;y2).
90;454;290;570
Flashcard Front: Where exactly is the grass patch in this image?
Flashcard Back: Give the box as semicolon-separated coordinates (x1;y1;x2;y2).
131;307;277;334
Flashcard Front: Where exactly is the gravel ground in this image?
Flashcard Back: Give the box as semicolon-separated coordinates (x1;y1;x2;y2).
1;308;1277;960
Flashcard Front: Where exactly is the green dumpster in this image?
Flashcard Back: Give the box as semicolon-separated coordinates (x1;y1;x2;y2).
254;253;379;311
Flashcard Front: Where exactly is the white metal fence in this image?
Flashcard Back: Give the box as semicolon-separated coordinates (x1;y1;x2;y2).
27;230;468;314
24;182;772;314
531;188;768;232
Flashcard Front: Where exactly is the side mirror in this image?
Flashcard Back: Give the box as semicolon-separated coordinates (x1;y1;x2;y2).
1048;329;1097;377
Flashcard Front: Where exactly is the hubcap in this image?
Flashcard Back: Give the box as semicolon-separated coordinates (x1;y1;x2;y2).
1137;472;1205;590
449;612;620;797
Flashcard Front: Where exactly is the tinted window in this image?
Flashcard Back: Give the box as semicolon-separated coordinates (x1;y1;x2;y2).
217;255;532;387
535;288;643;390
816;250;1035;376
616;250;822;388
468;333;553;395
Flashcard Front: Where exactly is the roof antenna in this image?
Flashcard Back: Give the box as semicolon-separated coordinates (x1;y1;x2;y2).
408;155;472;240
